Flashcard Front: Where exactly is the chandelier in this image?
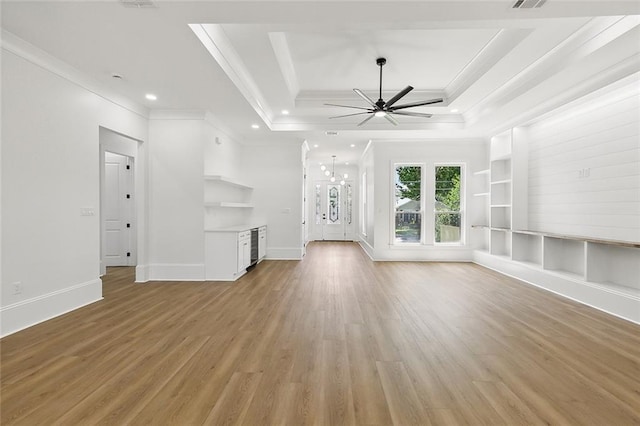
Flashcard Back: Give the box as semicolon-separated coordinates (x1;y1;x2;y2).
320;155;348;185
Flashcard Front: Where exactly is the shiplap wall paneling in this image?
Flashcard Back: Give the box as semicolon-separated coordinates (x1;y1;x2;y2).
527;90;640;242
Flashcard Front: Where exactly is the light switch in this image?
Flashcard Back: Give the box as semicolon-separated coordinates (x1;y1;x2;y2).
80;207;95;216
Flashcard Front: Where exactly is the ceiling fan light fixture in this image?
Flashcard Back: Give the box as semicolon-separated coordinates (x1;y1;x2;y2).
326;57;443;126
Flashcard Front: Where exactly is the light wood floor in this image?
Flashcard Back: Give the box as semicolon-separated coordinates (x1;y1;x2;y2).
2;242;639;425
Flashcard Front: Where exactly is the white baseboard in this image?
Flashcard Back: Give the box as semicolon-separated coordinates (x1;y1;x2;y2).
357;239;473;262
358;239;375;260
473;250;640;325
146;264;205;281
265;247;304;260
135;264;149;283
1;278;103;337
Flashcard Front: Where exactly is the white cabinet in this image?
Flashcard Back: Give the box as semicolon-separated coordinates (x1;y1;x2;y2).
204;225;267;281
258;226;267;260
237;230;251;272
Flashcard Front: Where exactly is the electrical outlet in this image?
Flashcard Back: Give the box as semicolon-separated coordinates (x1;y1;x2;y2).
12;282;22;295
80;207;95;216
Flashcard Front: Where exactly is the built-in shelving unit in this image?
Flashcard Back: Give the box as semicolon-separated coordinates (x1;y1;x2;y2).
474;126;640;324
203;174;255;231
471;168;491;251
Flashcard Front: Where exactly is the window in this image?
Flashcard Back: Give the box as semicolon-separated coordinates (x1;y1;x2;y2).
327;184;341;224
435;165;462;243
394;165;422;243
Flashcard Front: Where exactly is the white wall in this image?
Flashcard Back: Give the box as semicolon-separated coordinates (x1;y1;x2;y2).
242;143;304;259
359;142;375;255
526;78;640;242
145;119;205;280
1;46;148;336
368;139;487;261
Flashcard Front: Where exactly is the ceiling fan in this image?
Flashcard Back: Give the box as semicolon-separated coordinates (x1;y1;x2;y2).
326;57;443;126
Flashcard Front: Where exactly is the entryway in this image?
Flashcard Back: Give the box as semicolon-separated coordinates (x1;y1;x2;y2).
311;180;355;241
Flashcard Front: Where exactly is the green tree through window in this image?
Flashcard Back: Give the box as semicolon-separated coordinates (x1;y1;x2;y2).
435;166;462;243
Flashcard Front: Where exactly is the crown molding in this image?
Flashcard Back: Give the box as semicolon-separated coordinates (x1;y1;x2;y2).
1;30;149;119
465;16;640;127
269;32;299;102
445;28;532;104
147;109;242;144
190;24;274;130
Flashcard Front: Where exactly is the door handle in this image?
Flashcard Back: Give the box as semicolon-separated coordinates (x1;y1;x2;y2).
322;214;326;220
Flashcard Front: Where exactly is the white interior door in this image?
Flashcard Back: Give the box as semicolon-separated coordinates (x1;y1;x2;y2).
104;152;134;266
312;181;354;241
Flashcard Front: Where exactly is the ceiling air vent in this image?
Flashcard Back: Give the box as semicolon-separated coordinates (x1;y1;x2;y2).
120;0;156;8
512;0;547;8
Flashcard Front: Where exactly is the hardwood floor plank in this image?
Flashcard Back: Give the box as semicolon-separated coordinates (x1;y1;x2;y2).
2;242;639;425
376;360;432;425
203;371;262;425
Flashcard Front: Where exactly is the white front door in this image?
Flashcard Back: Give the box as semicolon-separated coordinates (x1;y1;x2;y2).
104;152;134;266
312;181;354;241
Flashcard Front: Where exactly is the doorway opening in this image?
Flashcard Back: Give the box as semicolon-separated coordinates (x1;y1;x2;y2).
99;127;142;278
311;180;355;241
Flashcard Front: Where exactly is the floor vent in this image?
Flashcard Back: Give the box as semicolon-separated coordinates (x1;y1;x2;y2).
512;0;547;8
120;0;156;8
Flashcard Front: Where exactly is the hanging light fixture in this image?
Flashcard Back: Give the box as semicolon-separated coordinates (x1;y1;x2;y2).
321;155;349;185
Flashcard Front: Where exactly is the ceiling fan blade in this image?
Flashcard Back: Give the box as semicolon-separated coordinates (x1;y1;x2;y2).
357;114;375;127
329;111;371;119
388;98;444;111
384;85;413;108
391;111;433;118
353;89;377;107
324;103;371;111
384;113;399;126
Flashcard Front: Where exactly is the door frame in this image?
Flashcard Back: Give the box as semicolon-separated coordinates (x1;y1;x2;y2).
310;179;355;241
99;127;143;277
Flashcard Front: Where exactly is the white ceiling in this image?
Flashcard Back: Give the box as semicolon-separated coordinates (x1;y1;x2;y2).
2;1;639;164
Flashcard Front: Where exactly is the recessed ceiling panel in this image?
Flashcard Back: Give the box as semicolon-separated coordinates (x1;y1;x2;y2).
286;29;500;91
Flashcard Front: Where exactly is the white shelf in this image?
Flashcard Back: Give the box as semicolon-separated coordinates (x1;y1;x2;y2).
474;169;490;175
204;202;254;208
474;192;490;197
491;153;511;162
490;204;511;208
490;179;512;185
204;175;253;190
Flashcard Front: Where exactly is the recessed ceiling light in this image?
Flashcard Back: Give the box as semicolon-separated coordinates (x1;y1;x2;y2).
281;110;289;115
450;108;459;113
350;144;355;148
345;162;349;165
145;93;157;101
313;144;319;148
251;124;260;129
